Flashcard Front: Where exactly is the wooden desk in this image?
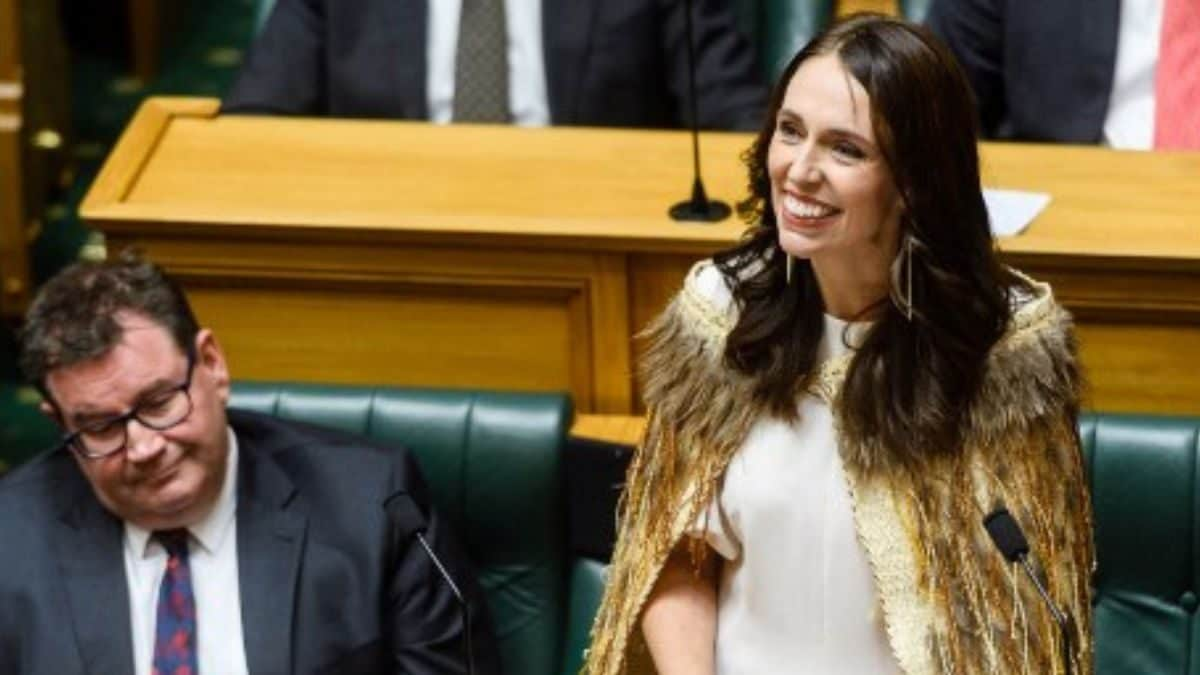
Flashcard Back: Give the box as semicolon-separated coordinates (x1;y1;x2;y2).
82;97;1200;415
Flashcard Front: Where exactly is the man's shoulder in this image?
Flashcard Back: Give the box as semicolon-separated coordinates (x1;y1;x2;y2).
0;452;79;574
229;408;418;495
0;450;77;514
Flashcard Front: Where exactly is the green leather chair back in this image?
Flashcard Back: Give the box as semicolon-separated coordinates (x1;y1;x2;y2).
1081;413;1200;675
229;383;573;675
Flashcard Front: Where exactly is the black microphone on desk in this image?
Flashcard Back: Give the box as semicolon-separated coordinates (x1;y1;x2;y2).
387;493;475;675
983;507;1073;675
669;0;732;223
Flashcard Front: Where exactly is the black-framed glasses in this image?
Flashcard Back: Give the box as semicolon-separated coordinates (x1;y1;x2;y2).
62;349;197;459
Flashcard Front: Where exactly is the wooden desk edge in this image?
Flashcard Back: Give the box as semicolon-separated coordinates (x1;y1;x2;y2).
80;97;220;216
571;414;646;448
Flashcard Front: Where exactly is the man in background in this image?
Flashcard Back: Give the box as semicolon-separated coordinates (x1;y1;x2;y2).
223;0;768;131
928;0;1198;148
0;252;499;674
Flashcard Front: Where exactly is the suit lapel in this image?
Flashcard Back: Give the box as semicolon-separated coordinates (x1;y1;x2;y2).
53;487;135;675
236;435;307;675
1079;0;1121;135
543;0;598;123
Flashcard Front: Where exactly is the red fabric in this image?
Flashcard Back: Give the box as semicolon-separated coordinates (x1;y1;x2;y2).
1155;0;1200;148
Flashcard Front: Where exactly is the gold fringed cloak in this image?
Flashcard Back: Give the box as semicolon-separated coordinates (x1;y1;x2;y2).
583;261;1094;675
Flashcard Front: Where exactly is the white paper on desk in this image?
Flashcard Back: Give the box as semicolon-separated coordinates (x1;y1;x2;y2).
983;188;1051;237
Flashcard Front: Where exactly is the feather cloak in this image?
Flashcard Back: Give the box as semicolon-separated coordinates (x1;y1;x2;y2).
583;261;1094;675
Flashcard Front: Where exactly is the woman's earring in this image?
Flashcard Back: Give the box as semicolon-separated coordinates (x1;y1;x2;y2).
785;254;794;284
889;235;915;321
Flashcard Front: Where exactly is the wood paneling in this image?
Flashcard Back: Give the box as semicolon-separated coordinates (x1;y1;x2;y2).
1076;322;1200;415
83;98;1200;415
107;232;636;413
0;0;28;317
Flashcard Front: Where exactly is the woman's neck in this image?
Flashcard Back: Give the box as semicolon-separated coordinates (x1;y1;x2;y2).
812;256;891;321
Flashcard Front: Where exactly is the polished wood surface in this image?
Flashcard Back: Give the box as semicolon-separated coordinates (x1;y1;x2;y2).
838;0;899;16
82;98;1200;415
571;414;647;447
0;0;29;318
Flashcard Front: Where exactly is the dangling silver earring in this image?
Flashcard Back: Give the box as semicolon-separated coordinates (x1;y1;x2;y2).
785;254;794;285
889;235;915;321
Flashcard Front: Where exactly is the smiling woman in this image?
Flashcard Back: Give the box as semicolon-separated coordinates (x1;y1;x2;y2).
768;51;904;319
585;14;1094;675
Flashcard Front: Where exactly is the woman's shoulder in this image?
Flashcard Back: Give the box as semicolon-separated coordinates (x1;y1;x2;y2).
997;267;1073;350
674;259;742;339
968;268;1080;436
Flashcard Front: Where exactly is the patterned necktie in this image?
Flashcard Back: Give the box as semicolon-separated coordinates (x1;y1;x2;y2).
1154;0;1200;149
453;0;509;122
153;529;198;675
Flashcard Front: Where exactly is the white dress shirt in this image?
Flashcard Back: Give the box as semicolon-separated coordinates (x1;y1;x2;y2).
1103;0;1164;149
427;0;550;125
124;427;248;675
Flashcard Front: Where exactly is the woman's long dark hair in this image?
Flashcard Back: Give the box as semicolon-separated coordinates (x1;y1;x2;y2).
714;14;1026;464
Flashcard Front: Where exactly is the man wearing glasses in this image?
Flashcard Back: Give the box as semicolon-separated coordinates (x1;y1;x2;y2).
0;252;499;674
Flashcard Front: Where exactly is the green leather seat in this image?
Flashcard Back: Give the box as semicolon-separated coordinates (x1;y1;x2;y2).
1081;413;1200;675
228;382;586;675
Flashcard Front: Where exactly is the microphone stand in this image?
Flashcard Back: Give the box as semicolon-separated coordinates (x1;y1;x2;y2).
668;0;731;223
1015;553;1072;675
416;533;474;675
984;508;1073;675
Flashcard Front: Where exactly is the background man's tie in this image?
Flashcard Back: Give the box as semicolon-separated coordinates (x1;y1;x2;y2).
453;0;509;122
1155;0;1200;149
153;530;198;675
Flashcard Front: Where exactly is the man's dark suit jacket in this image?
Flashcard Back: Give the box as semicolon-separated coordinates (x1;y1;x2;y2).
222;0;768;131
927;0;1121;143
0;409;500;674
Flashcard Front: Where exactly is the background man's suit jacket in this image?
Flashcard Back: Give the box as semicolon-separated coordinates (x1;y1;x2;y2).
0;409;499;675
223;0;768;131
927;0;1121;142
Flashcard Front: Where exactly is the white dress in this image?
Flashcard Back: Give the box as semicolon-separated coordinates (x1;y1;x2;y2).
687;309;902;674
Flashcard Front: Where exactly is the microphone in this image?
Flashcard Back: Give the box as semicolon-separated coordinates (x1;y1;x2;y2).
983;508;1072;675
387;493;475;675
668;0;732;223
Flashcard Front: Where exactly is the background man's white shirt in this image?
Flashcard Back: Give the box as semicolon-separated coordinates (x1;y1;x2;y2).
1104;0;1164;149
427;0;551;125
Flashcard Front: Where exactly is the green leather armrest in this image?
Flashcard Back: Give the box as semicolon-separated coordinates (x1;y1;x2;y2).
561;558;608;675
